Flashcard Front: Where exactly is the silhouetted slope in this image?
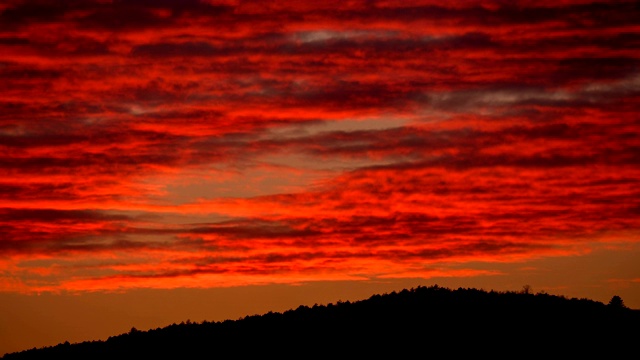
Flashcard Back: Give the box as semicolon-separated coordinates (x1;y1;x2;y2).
4;285;639;358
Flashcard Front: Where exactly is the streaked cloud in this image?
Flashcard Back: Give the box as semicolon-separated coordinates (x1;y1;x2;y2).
0;0;638;293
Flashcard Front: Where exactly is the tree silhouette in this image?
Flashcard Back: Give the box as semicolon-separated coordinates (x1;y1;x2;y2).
608;295;626;309
3;285;639;359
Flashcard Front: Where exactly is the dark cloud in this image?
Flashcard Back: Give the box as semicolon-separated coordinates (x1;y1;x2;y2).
0;1;71;28
0;36;29;45
0;0;237;30
0;208;130;222
131;42;219;57
187;220;322;239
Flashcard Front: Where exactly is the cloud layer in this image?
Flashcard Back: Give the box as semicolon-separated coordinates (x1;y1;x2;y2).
1;0;639;292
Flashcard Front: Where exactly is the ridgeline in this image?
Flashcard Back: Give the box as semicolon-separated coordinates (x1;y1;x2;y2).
4;285;639;358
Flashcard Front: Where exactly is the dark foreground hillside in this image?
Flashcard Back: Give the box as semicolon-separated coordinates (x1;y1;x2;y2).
4;285;639;358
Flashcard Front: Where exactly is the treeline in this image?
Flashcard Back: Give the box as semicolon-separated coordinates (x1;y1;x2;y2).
4;285;639;358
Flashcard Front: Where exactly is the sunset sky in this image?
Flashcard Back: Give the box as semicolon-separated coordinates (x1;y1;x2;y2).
1;0;639;355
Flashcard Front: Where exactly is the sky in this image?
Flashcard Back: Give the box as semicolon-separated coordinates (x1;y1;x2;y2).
1;0;639;355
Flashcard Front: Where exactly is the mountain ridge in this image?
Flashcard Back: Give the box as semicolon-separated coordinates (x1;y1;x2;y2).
5;285;639;358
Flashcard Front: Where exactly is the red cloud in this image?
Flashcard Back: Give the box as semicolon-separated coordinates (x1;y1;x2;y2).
1;0;638;292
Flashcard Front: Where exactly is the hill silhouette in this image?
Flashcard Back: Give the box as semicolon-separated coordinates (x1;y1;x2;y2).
4;285;639;358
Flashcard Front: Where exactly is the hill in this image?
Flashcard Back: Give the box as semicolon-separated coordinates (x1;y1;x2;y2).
4;285;639;358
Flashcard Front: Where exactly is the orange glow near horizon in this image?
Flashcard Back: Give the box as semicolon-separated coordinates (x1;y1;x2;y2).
1;0;639;355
